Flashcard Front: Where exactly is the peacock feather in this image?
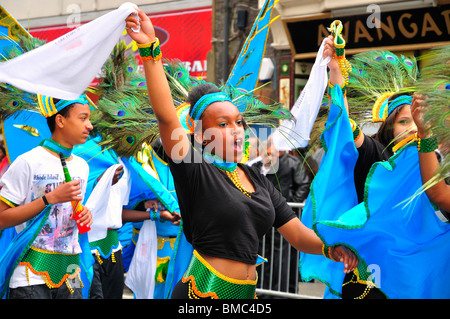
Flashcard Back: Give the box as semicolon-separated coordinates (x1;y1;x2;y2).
88;40;145;98
91;89;158;157
346;50;418;124
88;41;163;158
415;45;450;179
164;60;205;107
222;85;291;128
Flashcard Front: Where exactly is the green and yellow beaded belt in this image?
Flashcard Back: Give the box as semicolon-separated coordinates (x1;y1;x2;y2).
89;229;120;264
182;250;257;299
19;246;82;291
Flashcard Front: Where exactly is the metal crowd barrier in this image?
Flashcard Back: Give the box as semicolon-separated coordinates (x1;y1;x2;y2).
255;202;322;299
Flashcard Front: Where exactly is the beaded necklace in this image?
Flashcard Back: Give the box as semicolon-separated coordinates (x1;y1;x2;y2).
225;169;252;198
203;152;253;198
392;133;418;154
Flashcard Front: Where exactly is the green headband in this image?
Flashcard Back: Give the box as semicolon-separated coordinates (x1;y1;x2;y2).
189;92;232;122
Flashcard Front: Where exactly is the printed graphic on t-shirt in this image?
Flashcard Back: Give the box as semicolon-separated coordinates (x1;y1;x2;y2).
30;173;84;254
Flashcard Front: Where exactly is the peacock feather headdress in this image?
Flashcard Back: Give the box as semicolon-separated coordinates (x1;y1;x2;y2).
347;50;418;124
88;0;289;160
90;43;291;159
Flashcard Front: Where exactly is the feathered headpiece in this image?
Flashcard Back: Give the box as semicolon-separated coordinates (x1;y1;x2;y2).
347;50;418;123
88;0;289;159
90;44;291;159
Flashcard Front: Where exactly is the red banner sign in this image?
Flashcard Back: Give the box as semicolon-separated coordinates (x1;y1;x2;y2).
30;7;212;78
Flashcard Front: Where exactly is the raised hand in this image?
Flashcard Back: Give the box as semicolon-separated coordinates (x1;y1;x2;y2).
125;9;155;44
411;94;430;138
323;35;340;72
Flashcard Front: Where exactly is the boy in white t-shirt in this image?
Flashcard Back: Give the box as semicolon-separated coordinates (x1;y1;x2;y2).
0;94;93;299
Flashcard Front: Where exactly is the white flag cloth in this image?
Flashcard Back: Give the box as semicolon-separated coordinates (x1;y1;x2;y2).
272;38;330;151
85;161;131;243
0;2;138;100
125;220;157;299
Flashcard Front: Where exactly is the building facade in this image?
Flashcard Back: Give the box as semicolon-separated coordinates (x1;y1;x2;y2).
214;0;450;109
1;0;213;78
2;0;450;107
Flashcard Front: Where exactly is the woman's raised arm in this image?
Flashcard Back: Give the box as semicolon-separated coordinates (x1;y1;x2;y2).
125;9;190;161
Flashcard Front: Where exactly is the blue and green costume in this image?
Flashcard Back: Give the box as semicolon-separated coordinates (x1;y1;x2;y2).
300;85;450;298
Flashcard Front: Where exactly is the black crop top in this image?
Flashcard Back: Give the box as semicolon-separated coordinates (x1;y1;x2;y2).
354;135;393;203
167;146;296;264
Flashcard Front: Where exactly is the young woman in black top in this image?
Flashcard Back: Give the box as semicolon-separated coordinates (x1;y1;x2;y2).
125;10;358;299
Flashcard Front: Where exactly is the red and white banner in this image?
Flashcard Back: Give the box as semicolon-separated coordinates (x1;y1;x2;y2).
30;7;212;78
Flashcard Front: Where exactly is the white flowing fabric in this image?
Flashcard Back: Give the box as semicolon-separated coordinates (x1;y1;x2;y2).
0;2;138;100
272;38;330;151
125;220;157;299
85;161;131;243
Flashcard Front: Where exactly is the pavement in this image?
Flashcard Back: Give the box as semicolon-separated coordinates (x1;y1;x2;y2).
123;282;134;299
297;281;326;298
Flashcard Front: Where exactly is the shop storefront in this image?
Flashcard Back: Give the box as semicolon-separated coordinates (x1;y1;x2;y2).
273;0;450;108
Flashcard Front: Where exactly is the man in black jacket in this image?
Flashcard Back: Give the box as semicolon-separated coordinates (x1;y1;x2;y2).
253;141;311;203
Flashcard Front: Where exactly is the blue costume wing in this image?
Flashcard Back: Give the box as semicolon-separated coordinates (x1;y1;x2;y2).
0;4;31;57
226;0;279;93
299;85;359;298
300;84;450;298
3;110;50;164
0;206;51;298
316;144;450;298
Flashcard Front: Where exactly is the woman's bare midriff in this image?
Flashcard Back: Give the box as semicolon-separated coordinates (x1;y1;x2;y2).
200;252;257;281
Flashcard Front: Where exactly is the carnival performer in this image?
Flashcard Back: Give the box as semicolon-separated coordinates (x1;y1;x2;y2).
89;165;127;299
74;134;181;299
124;9;358;300
324;35;418;204
76;38;184;299
321;28;426;298
121;151;182;299
0;95;93;299
73;137;127;299
300;25;450;298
